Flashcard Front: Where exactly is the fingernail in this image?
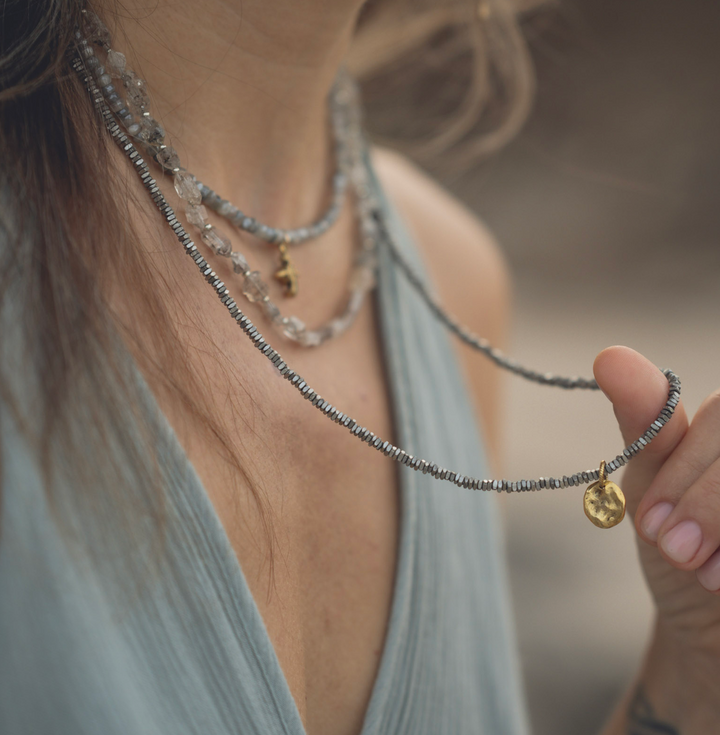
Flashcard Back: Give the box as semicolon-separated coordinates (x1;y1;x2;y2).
660;519;703;564
697;548;720;592
641;502;674;542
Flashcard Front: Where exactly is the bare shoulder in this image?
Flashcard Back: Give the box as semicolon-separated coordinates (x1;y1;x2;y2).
371;146;512;471
371;147;511;334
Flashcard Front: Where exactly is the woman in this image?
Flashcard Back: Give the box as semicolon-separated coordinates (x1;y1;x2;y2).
1;1;719;733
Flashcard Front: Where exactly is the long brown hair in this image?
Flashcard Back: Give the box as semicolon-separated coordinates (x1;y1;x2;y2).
0;0;534;555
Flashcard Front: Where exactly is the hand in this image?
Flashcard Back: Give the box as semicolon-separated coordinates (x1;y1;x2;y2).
594;346;720;657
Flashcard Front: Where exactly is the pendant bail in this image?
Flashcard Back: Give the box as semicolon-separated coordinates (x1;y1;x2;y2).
598;460;607;486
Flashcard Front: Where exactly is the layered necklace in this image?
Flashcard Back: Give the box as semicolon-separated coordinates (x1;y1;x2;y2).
72;12;681;529
78;10;378;348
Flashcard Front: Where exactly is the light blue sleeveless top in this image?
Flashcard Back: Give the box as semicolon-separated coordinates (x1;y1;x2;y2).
0;164;529;735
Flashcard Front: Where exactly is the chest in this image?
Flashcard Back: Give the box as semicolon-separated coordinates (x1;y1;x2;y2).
154;287;400;735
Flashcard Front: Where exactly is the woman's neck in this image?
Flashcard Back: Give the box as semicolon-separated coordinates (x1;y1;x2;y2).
102;0;364;227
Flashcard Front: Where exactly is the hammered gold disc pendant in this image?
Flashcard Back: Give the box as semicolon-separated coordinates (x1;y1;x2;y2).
583;461;626;529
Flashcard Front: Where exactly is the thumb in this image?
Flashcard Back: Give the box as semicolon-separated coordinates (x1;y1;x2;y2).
593;345;688;511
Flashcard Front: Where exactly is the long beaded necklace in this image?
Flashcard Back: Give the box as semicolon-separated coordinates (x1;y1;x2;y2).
71;34;681;530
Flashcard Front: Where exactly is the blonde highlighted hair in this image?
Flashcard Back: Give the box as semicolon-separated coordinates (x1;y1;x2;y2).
354;0;537;167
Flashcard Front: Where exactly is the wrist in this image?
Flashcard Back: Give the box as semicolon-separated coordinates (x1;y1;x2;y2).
640;620;720;732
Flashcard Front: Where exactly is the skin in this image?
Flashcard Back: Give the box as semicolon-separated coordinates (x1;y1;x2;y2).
104;0;720;733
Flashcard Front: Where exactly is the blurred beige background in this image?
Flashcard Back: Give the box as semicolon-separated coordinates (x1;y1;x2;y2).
447;1;720;733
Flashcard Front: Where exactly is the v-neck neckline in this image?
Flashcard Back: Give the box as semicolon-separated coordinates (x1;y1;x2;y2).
128;191;420;735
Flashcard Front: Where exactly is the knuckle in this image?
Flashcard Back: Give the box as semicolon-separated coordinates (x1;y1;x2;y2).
677;450;710;480
688;473;720;513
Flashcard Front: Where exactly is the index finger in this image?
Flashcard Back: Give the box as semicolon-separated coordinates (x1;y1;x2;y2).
635;391;720;539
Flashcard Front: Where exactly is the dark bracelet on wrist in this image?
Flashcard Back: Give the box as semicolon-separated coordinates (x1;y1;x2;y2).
627;685;680;735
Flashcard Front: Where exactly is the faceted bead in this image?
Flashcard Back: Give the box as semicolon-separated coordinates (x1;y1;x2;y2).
185;204;208;229
123;73;150;112
230;251;249;274
218;200;236;217
173;170;202;204
262;300;282;324
242;272;269;303
316;324;335;343
82;12;111;47
281;316;306;341
137;116;165;146
156;146;180;171
349;265;375;292
97;73;112;87
126;122;141;137
106;50;126;77
200;227;232;256
329;316;351;337
300;330;322;347
108;97;125;113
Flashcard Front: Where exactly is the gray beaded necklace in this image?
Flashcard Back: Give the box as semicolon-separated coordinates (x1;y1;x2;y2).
81;8;350;250
71;41;681;529
80;11;378;348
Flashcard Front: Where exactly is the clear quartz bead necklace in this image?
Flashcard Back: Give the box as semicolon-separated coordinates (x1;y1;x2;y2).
81;9;351;300
79;11;378;349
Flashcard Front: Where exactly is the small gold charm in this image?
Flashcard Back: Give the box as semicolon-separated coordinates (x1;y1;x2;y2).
583;460;626;529
274;239;299;297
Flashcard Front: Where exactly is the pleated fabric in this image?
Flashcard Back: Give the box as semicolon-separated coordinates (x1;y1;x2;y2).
0;157;529;735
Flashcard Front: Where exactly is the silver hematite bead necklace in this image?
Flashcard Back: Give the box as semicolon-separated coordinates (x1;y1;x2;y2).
71;47;682;530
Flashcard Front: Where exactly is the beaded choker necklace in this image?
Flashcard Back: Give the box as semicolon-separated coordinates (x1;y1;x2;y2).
79;10;378;348
71;25;681;529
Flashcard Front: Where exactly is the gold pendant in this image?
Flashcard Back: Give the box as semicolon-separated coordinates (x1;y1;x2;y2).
583;460;626;529
274;240;299;297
